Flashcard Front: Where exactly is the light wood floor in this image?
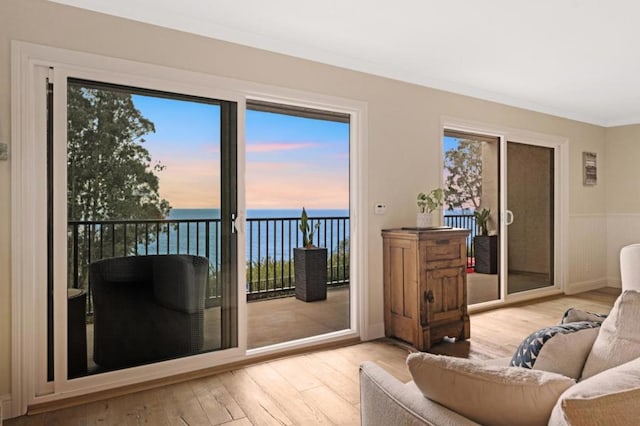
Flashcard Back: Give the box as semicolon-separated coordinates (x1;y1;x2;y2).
6;288;619;426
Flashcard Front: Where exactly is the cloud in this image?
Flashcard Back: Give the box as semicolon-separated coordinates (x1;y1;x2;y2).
246;166;348;209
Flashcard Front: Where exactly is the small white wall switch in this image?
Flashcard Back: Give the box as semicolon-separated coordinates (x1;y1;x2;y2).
374;203;387;215
0;143;7;161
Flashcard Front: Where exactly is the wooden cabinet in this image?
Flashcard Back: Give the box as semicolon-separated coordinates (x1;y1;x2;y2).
382;227;470;350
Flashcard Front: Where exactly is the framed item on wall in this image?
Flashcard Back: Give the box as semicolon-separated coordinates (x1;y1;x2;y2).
583;151;597;186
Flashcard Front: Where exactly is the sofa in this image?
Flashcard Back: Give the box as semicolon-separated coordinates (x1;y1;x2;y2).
360;244;640;425
90;254;208;369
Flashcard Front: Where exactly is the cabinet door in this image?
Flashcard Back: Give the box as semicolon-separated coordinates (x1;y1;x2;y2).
424;266;465;324
383;238;418;344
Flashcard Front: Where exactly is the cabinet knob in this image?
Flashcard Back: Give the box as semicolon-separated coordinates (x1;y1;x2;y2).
424;290;434;303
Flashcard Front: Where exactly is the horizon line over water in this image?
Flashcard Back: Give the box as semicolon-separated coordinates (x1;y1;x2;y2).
167;208;349;220
139;208;351;263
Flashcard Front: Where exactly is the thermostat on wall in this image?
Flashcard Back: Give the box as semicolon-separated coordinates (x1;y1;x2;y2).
374;203;387;215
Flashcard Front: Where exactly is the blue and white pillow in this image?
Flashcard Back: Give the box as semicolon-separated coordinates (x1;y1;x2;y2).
511;321;601;379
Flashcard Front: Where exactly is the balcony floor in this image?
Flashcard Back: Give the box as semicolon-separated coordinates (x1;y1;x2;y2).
84;287;350;375
247;286;350;349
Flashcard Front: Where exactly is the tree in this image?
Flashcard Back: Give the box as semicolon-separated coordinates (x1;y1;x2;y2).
67;84;171;289
67;84;170;221
443;139;482;211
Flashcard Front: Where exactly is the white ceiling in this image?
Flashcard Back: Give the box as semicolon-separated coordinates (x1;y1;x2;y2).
51;0;640;126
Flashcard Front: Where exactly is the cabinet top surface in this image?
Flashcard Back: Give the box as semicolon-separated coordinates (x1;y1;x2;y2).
381;227;470;238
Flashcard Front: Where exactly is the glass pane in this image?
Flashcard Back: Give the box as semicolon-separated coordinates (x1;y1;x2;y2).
443;133;500;305
245;105;350;349
506;142;554;294
66;79;235;378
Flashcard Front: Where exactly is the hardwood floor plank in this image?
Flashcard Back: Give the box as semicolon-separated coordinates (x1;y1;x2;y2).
245;362;333;425
301;385;360;426
159;382;212;426
219;419;253;426
190;375;246;424
217;369;292;426
188;378;234;425
268;356;324;392
301;352;360;405
41;405;86;426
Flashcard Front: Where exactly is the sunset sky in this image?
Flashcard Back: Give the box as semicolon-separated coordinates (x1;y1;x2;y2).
132;95;350;210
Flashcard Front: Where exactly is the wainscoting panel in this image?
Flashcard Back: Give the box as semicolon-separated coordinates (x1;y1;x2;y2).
568;215;608;293
606;213;640;288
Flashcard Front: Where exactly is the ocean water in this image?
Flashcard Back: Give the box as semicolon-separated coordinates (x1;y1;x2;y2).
138;208;350;262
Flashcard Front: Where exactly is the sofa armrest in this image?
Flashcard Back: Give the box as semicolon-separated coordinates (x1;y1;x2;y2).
359;361;480;426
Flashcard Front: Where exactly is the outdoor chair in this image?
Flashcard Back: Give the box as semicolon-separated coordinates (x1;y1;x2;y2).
90;254;208;369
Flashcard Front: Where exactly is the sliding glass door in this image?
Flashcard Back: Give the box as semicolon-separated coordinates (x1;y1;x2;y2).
244;100;351;349
15;45;363;414
47;75;238;383
443;130;501;304
443;130;558;305
505;141;555;294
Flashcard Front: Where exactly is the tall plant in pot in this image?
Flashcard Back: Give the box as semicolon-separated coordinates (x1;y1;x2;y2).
294;208;328;302
416;188;444;228
473;208;498;274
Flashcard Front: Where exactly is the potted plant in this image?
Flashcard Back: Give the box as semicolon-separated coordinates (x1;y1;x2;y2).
416;188;444;228
293;208;328;302
473;208;498;274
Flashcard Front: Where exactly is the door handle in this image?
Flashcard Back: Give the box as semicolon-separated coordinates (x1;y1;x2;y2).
506;210;514;226
231;213;245;234
424;290;434;303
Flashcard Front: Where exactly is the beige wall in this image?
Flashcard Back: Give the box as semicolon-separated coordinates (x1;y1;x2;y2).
605;125;640;285
0;0;610;399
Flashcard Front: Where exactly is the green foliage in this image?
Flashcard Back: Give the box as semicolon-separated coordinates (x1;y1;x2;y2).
299;207;320;248
67;84;171;289
67;84;170;222
417;188;444;213
444;139;482;210
246;256;294;293
474;208;491;236
246;238;350;296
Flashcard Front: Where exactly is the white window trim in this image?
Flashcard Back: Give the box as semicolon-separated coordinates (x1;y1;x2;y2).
10;40;367;417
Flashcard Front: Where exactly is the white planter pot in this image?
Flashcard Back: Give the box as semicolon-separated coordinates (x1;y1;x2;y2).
416;212;432;228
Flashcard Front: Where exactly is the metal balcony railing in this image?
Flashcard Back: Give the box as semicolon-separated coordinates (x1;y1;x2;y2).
68;216;350;309
443;213;477;269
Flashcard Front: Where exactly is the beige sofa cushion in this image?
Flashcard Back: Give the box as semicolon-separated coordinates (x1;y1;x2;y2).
407;353;575;426
582;290;640;379
359;361;481;426
510;322;600;379
549;357;640;425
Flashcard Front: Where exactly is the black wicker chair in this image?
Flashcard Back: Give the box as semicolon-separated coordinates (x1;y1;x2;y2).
90;254;208;369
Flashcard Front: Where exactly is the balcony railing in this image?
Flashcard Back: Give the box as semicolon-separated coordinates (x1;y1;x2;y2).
246;216;349;300
68;216;350;309
67;214;474;311
443;213;477;269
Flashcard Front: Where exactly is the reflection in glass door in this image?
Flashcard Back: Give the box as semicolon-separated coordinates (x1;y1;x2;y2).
506;142;554;294
53;78;238;380
443;130;500;305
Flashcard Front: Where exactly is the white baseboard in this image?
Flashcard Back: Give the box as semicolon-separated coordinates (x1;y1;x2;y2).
565;278;609;295
363;322;385;341
0;394;10;423
607;278;622;288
